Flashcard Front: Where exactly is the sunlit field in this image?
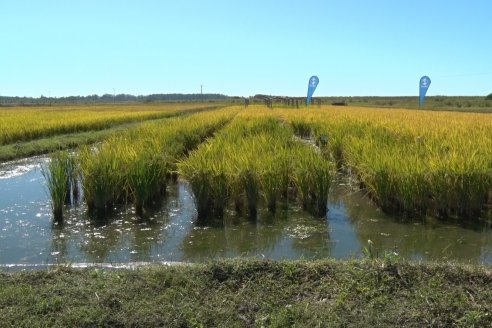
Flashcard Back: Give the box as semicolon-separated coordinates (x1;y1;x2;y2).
179;107;333;221
38;104;492;222
43;107;239;220
279;106;492;219
0;103;218;145
5;103;492;328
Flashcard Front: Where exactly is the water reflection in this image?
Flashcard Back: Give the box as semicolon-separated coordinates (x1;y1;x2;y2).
330;182;492;263
180;206;332;261
1;156;492;266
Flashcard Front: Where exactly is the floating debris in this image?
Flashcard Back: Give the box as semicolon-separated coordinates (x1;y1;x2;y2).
286;224;318;240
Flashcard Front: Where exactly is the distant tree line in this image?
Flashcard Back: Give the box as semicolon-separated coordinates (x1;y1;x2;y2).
0;93;230;106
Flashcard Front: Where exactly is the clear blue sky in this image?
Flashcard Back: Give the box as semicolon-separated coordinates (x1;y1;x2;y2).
1;1;491;97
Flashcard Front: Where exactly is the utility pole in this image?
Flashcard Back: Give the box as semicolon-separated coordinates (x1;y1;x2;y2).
113;88;116;104
200;85;203;103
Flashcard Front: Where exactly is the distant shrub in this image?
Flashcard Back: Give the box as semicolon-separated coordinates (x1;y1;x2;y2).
486;93;492;100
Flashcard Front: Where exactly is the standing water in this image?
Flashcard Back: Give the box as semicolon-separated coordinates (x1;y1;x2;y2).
1;155;492;268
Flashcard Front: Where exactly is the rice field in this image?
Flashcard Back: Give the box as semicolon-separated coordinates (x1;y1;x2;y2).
45;107;240;219
38;104;492;222
178;107;334;221
279;106;492;219
0;103;218;145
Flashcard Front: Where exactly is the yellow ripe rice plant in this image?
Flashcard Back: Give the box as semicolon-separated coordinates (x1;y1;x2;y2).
76;107;240;217
278;106;492;219
0;103;219;145
178;106;335;221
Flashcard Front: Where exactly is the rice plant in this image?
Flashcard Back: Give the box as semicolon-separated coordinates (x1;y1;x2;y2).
41;151;73;221
178;107;335;221
76;107;239;218
0;103;215;146
279;105;492;220
78;144;123;216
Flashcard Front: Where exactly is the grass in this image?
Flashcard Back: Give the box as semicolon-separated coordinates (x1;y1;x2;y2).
1;259;491;327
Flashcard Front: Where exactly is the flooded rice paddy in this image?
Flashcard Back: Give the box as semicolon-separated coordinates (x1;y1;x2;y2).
1;156;492;268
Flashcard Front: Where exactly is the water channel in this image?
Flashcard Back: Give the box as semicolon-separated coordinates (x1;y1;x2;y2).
1;156;492;268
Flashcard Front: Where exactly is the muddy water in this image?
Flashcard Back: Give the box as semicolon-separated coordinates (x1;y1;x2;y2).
1;156;492;267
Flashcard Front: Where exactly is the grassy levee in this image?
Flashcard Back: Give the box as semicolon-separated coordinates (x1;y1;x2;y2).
0;103;224;146
77;107;240;216
178;106;334;222
279;106;492;220
1;259;492;327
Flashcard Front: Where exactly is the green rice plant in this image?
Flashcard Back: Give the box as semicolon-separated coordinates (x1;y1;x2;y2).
179;148;217;221
229;172;245;215
191;173;213;221
210;169;229;220
63;152;79;204
259;156;284;213
429;158;492;218
127;152;162;216
67;152;80;203
279;106;492;220
310;155;333;217
290;120;313;138
293;159;311;210
179;107;336;221
76;107;239;219
240;169;260;219
179;111;288;220
42;151;71;221
77;143;124;216
0;103;218;146
182;140;231;221
292;146;333;217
